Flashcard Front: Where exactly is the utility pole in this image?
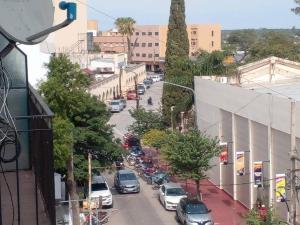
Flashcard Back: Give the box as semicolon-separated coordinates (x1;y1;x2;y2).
135;75;139;109
290;100;297;225
88;153;92;225
170;106;175;132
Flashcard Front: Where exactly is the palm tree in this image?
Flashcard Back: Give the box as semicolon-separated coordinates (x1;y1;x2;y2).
115;17;136;62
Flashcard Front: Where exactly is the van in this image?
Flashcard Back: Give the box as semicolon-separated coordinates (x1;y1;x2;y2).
150;75;160;82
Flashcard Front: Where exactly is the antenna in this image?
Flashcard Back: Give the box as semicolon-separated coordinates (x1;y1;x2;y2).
0;0;77;45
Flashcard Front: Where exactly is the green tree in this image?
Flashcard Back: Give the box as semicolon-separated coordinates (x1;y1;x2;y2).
248;31;300;62
115;17;136;62
292;0;300;14
162;0;190;125
162;130;220;200
53;116;74;171
142;129;169;148
128;108;165;137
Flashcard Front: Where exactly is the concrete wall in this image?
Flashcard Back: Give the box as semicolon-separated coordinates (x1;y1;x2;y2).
195;77;300;222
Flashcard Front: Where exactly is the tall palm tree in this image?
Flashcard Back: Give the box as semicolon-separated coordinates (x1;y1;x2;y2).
115;17;136;62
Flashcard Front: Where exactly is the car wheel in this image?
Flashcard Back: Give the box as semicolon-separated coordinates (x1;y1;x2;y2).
164;201;167;210
175;212;180;222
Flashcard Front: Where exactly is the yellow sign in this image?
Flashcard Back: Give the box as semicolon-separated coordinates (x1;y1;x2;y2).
275;174;286;202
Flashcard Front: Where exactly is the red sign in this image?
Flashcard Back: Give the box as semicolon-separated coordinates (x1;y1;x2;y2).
220;143;228;164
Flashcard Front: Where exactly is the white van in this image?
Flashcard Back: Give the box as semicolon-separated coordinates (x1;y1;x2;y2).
150;75;160;82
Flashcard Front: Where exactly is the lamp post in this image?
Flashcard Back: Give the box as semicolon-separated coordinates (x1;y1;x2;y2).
170;106;175;132
163;81;197;130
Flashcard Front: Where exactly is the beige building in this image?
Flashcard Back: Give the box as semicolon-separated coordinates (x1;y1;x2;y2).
195;57;300;223
43;0;88;54
93;23;221;70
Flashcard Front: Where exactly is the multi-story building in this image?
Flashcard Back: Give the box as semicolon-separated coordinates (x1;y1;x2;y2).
93;23;221;71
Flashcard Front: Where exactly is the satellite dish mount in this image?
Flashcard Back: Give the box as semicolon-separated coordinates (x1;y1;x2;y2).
26;1;77;42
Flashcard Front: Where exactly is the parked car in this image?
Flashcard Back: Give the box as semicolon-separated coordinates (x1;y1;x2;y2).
127;90;138;100
109;100;123;113
176;198;213;225
90;176;113;208
120;99;127;109
122;134;140;150
147;171;170;184
143;79;151;89
150;75;161;82
114;169;140;193
137;85;145;95
159;183;187;210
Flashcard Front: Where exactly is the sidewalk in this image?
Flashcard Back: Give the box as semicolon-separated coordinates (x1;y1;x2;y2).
179;179;248;225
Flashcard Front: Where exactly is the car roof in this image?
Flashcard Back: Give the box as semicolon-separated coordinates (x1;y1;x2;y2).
92;175;106;183
163;182;182;189
118;169;134;174
111;99;121;102
183;198;205;205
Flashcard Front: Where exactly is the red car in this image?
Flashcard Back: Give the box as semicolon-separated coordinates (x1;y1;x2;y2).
127;90;137;100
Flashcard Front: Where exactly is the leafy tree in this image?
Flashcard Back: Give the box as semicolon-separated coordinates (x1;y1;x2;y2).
142;129;169;148
128;108;165;137
161;130;220;200
292;0;300;14
248;31;300;62
115;17;136;62
53;116;74;171
162;0;190;125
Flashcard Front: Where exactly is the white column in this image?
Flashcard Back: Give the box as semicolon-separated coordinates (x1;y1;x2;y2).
268;93;274;207
249;119;254;208
219;121;223;190
232;113;237;200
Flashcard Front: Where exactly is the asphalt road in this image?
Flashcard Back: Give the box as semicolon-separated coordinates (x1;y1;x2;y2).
109;81;163;139
106;81;179;225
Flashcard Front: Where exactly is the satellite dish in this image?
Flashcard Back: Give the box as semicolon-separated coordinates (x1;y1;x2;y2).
0;0;54;44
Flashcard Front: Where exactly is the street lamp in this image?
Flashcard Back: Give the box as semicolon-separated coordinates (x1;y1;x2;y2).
163;81;197;130
170;106;175;132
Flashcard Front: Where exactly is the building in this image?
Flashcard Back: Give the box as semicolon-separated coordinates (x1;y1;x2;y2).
88;63;147;102
87;20;99;37
93;24;221;71
194;57;300;223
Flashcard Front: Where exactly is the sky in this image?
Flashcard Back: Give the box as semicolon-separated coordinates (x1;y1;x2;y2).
87;0;300;31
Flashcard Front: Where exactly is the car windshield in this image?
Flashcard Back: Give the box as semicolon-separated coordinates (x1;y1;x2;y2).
110;101;119;105
166;188;185;196
186;203;209;214
120;173;136;181
92;183;108;191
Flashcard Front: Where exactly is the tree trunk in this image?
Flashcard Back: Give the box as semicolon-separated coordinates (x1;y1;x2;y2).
195;180;201;201
67;152;80;225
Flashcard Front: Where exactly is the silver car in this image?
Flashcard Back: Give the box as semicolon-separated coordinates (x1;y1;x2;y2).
109;100;123;112
176;198;214;225
114;169;140;193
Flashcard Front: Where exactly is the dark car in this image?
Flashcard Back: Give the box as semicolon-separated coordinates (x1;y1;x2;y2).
176;198;213;225
137;85;145;95
129;145;144;157
114;169;140;193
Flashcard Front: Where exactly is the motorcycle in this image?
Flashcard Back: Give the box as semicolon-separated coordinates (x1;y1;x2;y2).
147;97;153;105
152;176;168;190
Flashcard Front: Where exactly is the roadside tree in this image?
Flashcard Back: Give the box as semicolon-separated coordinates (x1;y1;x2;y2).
142;129;169;148
162;130;220;200
245;208;281;225
128;108;165;137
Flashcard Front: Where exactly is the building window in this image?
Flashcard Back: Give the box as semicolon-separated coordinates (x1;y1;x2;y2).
155;43;159;46
135;43;139;47
103;43;107;46
155;54;159;57
148;43;152;47
148;54;153;58
142;43;146;47
142;32;146;35
136;53;140;57
191;39;196;46
142;53;146;57
212;41;214;47
155;32;159;36
192;30;197;35
131;43;134;46
212;30;214;36
148;32;152;35
136;32;139;35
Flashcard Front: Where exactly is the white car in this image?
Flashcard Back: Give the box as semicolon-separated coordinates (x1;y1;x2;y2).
90;176;113;208
109;100;123;112
150;75;161;82
159;183;187;210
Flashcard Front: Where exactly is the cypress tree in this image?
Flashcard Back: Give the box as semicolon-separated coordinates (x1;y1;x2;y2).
162;0;190;126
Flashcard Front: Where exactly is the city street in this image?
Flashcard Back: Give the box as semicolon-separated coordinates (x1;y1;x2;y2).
109;80;163;139
107;80;179;225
